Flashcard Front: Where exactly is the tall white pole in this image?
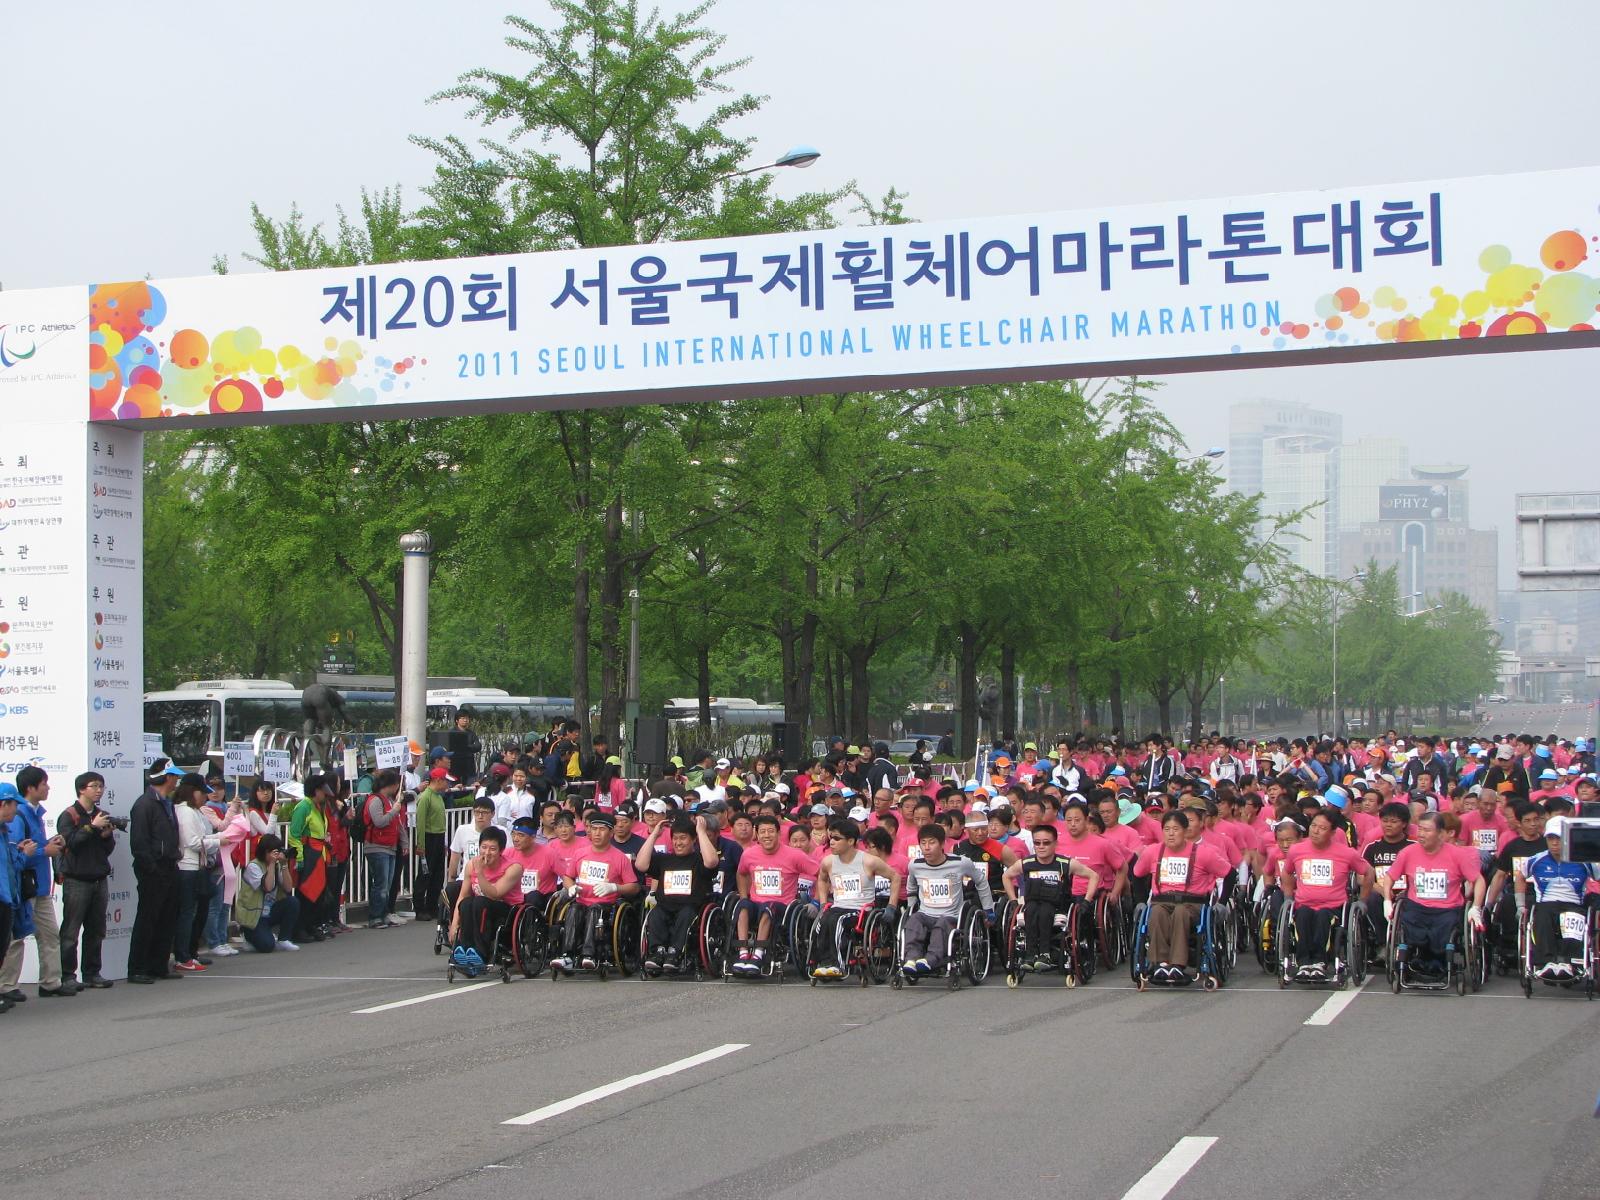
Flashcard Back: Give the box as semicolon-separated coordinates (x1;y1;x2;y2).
399;531;432;751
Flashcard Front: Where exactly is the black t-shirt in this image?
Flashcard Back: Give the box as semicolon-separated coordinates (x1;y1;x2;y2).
613;832;645;858
1363;838;1413;873
1018;856;1072;906
646;852;717;910
954;838;1008;894
1493;836;1547;880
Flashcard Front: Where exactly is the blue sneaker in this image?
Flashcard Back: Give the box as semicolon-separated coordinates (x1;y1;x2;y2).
450;946;469;967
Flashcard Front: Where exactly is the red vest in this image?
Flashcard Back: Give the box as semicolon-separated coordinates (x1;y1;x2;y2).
365;794;402;849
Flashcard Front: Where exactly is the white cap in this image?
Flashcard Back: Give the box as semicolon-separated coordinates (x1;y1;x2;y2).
774;782;791;795
847;805;871;822
643;797;670;813
715;757;731;770
1545;815;1568;840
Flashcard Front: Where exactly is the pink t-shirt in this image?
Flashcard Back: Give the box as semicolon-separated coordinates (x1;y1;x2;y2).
1060;830;1127;898
1347;810;1381;851
1283;839;1368;910
1130;814;1163;845
1388;842;1481;910
1103;822;1143;861
570;845;638;906
1191;831;1241;871
1457;811;1511;857
499;842;552;902
738;843;817;904
544;837;586;883
1134;842;1231;897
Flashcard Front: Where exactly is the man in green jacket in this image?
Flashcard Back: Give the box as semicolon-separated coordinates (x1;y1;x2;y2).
414;771;448;920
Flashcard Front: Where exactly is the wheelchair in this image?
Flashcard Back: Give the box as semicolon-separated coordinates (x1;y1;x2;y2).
805;901;900;986
445;891;550;983
1252;884;1285;975
1386;899;1481;996
1274;881;1367;990
1096;892;1131;968
1129;891;1230;991
1003;897;1095;988
547;892;643;981
890;897;991;990
637;893;734;980
1517;902;1599;1000
722;897;819;981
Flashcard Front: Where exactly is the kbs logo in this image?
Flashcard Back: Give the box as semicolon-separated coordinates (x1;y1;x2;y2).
0;324;38;371
0;703;26;718
92;696;116;711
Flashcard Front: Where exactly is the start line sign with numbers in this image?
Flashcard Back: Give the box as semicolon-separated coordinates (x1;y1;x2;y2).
20;164;1597;432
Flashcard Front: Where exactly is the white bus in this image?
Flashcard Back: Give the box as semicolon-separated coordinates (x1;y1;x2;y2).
143;679;400;772
425;688;578;749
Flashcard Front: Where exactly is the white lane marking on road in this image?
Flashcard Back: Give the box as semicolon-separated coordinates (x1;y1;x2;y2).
1120;1136;1218;1200
192;974;445;983
502;1043;748;1126
1304;976;1369;1025
351;980;500;1013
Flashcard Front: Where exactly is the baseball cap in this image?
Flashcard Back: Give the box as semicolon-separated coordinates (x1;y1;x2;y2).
0;783;18;804
429;767;453;782
1495;745;1514;760
1545;815;1568;839
847;805;871;822
1536;745;1553;759
774;782;791;795
846;745;861;756
408;739;424;756
489;763;512;778
587;812;616;829
643;797;670;814
809;803;832;816
606;755;623;767
715;757;731;770
1324;785;1349;809
668;755;684;769
1024;741;1037;751
1540;768;1559;781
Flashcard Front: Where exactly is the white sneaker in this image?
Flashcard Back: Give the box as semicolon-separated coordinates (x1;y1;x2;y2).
383;916;405;928
276;940;300;952
210;944;239;957
392;911;415;922
240;942;259;952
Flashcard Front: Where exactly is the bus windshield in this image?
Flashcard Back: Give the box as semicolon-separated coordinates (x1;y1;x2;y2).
144;699;219;769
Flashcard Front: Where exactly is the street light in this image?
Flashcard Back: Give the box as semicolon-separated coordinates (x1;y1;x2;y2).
720;144;821;180
1331;569;1367;737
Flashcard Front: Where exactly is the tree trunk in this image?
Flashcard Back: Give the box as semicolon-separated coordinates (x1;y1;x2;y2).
598;496;624;745
1109;670;1125;739
957;621;981;758
823;652;841;737
847;643;871;744
1066;663;1082;734
999;643;1017;740
696;645;711;737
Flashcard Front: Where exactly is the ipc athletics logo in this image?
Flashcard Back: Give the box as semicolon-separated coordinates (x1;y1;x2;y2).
0;324;37;370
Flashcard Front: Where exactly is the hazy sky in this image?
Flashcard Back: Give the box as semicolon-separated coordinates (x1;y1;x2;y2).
5;1;1596;582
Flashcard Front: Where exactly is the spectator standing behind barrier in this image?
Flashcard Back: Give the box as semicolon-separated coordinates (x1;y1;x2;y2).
235;835;301;953
322;780;354;937
413;771;447;921
364;770;408;929
0;785;29;1011
56;771;115;989
172;773;227;972
0;766;70;999
127;761;184;983
285;777;333;943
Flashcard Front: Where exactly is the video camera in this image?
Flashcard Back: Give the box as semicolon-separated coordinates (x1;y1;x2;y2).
1562;816;1600;864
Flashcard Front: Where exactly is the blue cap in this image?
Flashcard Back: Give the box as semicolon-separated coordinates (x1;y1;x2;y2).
161;762;185;778
428;746;449;760
0;783;18;803
1540;768;1559;780
962;780;979;793
1323;785;1349;810
1468;744;1483;755
1536;745;1552;759
1110;766;1127;777
840;788;856;799
1577;739;1590;752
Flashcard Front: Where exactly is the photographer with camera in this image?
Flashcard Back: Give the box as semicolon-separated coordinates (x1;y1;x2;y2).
56;771;117;989
235;835;300;953
1;767;70;1001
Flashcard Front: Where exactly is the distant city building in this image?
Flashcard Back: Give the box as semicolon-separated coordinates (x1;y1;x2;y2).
1228;400;1342;578
1338;436;1409;531
1338;519;1499;616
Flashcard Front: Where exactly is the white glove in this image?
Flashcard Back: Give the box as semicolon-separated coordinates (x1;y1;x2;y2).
565;884;579;899
1468;905;1484;930
1382;898;1394;922
593;881;618;898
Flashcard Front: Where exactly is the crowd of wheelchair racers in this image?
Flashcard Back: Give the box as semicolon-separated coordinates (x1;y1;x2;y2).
437;764;1600;998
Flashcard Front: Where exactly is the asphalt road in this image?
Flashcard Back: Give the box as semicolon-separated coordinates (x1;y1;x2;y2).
2;914;1598;1200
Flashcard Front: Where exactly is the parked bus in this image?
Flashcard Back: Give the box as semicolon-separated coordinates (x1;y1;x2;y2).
425;688;578;750
143;679;400;772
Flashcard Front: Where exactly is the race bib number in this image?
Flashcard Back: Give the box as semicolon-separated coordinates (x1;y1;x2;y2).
520;869;539;894
1473;829;1498;852
580;860;610;884
1299;859;1334;888
918;877;955;910
664;869;694;897
833;873;863;901
1373;865;1391;886
754;868;784;898
1158;857;1190;887
906;845;924;865
1414;869;1449;900
1033;869;1062;889
1560;910;1588;941
1512;857;1531;879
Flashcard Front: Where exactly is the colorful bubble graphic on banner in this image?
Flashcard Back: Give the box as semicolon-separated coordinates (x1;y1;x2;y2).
1274;228;1600;348
87;282;417;420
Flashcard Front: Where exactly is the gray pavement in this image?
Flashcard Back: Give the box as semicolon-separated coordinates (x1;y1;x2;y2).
2;915;1599;1200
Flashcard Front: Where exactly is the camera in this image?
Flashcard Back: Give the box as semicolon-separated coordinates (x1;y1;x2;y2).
1562;817;1600;864
102;814;130;832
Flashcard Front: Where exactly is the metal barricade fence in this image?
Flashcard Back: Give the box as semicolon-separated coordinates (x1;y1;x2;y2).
269;804;477;917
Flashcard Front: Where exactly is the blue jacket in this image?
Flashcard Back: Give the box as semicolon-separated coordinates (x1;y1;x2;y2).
0;837;34;938
7;797;52;892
